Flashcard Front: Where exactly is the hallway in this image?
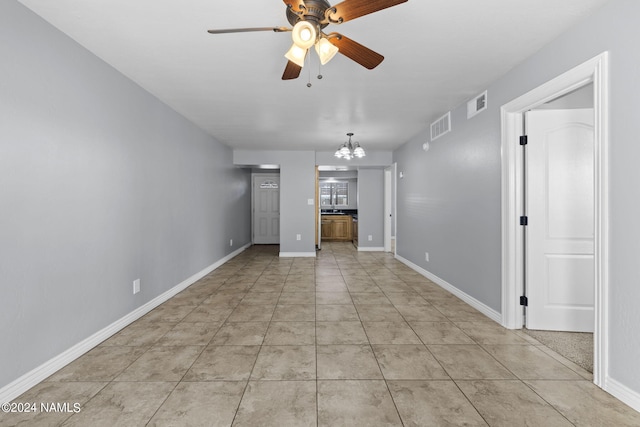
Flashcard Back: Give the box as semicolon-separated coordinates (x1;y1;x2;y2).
3;243;639;426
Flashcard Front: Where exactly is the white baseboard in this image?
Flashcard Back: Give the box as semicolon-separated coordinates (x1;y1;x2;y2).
358;246;385;252
0;243;250;404
605;376;640;413
395;254;502;324
279;252;316;258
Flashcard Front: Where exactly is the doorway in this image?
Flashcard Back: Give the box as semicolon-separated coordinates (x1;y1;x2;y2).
501;53;609;387
252;173;280;244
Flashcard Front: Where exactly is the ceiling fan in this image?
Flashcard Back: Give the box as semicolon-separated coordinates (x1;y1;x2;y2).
207;0;408;80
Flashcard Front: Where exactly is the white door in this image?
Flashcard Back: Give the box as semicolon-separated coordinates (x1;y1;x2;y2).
526;109;594;332
253;175;280;244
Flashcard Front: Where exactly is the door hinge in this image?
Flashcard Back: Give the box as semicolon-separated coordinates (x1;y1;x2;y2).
520;296;528;306
520;135;528;145
520;216;528;226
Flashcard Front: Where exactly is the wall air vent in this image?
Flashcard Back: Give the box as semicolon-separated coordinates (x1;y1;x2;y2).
467;90;488;119
430;111;451;141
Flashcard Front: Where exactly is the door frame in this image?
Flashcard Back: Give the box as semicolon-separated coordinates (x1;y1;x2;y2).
500;52;609;387
384;163;397;254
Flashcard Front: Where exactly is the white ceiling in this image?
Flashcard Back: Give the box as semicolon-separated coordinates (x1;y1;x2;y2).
18;0;611;152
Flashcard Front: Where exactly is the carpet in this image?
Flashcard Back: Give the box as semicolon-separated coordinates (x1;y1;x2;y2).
523;329;593;373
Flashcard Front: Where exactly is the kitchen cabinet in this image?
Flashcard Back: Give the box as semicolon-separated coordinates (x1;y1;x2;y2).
321;215;352;241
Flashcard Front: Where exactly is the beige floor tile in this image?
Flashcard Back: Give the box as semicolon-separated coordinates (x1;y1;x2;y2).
282;281;316;292
100;321;175;347
210;322;269;346
10;244;631;426
271;304;315;321
316;291;353;305
455;321;530;345
525;380;640;426
388;380;488;426
233;381;316;427
181;306;234;323
316;281;349;292
316;304;359;321
264;322;315;345
47;346;147;382
227;304;275;322
456;380;574;426
362;322;422;344
384;292;429;306
395;304;449;322
141;303;197;323
316;321;369;345
183;345;260;381
355;305;405;322
350;293;392;305
155;322;221;346
148;381;245;427
483;345;585;380
317;380;402;427
2;382;106;427
317;345;383;379
410;321;475;345
115;346;203;382
60;382;176;427
251;345;316;380
372;344;449;379
240;292;279;305
428;345;516;380
278;292;315;305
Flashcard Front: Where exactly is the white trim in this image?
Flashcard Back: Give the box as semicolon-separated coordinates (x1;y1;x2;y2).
384;167;392;253
279;252;316;258
605;377;640;413
0;243;250;404
500;52;609;388
358;246;385;252
396;254;502;324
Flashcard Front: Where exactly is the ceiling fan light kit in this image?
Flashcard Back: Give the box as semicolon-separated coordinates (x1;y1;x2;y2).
335;133;366;160
207;0;408;81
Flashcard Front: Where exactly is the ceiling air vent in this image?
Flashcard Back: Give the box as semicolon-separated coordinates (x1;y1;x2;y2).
467;90;488;119
430;111;451;141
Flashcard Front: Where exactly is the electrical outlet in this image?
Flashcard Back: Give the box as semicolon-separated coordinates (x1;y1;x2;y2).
368;235;373;241
296;234;301;241
307;199;314;205
230;239;233;246
425;252;429;262
133;279;140;295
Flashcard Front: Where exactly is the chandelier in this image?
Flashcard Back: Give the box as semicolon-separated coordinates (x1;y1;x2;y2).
334;133;366;160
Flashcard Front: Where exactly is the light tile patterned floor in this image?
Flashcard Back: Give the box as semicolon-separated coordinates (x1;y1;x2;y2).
3;243;640;426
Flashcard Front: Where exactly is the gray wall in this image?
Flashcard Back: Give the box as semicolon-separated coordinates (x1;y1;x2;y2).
357;169;385;249
0;1;251;389
234;150;317;254
394;0;640;395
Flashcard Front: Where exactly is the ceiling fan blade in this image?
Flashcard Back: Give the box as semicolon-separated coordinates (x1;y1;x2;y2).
329;0;408;23
282;61;302;80
207;27;290;34
283;0;306;14
328;33;384;70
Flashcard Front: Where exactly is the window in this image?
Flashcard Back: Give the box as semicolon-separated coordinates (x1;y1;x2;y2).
320;181;348;206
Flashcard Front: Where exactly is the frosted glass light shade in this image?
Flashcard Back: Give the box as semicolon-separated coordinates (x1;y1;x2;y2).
315;38;339;65
292;21;317;49
284;44;307;67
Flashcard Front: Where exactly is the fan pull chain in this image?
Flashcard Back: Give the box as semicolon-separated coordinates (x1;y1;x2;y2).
318;60;323;80
307;51;312;88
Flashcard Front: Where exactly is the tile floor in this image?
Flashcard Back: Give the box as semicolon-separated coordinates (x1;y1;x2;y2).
3;243;640;426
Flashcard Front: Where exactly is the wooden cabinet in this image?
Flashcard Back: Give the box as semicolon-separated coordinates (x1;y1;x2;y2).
321;215;352;241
